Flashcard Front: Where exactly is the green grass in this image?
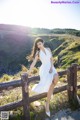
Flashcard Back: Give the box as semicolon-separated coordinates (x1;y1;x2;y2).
0;29;80;119
52;36;80;69
0;70;80;120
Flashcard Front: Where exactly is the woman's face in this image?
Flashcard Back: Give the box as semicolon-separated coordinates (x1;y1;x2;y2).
37;41;44;49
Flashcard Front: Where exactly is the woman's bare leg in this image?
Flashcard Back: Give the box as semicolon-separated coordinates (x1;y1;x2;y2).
45;74;59;112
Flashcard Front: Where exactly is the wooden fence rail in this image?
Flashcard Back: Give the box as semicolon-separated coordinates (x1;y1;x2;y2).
0;63;80;120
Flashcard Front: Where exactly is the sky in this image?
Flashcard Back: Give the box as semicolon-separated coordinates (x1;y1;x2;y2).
0;0;80;30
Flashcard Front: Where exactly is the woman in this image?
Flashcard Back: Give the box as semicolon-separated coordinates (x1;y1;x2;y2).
26;37;59;117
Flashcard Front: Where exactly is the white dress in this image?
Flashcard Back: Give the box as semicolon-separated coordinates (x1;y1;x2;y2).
31;47;58;94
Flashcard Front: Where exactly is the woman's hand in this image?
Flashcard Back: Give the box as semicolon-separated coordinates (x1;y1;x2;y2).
27;70;31;76
49;67;53;73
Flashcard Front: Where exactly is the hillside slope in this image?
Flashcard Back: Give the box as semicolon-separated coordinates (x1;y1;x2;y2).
52;34;80;68
0;24;80;77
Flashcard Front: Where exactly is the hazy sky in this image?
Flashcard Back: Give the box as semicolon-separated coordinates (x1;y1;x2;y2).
0;0;80;30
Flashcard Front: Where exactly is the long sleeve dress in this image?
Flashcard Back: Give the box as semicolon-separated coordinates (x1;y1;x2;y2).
31;47;58;94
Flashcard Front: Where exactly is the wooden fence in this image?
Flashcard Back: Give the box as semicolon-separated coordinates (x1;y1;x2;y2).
0;63;80;120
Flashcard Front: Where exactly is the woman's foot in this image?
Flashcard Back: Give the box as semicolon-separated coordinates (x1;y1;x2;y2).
45;101;50;117
46;111;50;117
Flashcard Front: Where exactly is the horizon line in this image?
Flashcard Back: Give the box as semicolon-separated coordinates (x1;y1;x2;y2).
0;23;80;31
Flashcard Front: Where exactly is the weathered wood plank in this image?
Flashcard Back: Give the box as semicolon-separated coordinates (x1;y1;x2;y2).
0;84;80;111
29;85;67;103
77;65;80;71
0;64;80;118
0;100;23;111
21;73;30;120
67;63;79;107
0;79;21;91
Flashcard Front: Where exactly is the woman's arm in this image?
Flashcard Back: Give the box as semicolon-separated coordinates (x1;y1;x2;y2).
28;51;39;74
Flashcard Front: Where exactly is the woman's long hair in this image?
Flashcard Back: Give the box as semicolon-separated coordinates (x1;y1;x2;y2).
26;37;44;61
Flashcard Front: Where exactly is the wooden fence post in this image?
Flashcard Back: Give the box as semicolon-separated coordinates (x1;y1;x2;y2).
21;73;30;120
67;63;79;108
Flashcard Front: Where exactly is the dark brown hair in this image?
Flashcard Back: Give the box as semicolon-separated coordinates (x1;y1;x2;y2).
26;37;44;61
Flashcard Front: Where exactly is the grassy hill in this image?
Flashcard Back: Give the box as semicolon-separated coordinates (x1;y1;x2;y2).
51;34;80;68
0;24;80;120
0;24;80;77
